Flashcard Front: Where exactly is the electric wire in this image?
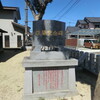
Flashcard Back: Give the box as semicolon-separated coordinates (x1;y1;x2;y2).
57;0;81;20
53;0;75;19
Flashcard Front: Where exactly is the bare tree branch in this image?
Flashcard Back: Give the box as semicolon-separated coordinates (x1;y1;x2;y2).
25;0;53;20
25;0;36;16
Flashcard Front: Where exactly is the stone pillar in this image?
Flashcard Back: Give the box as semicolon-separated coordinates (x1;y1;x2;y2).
93;55;100;100
90;53;95;71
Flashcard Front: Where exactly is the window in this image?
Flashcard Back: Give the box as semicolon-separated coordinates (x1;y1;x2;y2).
5;35;10;47
95;25;100;28
0;36;2;48
83;25;87;28
70;35;77;38
17;35;22;47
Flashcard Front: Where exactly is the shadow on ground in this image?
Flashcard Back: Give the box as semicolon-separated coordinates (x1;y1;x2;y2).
0;50;24;62
76;68;98;100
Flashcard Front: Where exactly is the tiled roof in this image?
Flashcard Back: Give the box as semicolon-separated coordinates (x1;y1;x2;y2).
12;22;30;31
66;26;80;33
78;20;87;24
0;28;7;33
76;20;87;26
12;22;26;29
3;6;19;11
0;6;21;20
69;29;100;35
85;17;100;23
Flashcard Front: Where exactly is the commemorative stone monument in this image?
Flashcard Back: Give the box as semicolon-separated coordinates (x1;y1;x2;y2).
23;0;78;100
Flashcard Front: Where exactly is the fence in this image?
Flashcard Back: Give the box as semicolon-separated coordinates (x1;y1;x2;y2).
65;48;100;75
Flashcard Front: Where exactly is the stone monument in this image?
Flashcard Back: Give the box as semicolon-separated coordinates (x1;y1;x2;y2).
23;0;78;100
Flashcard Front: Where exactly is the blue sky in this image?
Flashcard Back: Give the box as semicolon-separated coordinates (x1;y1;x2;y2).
1;0;100;31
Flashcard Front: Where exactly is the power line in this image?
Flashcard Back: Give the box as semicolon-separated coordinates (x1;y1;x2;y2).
58;0;81;20
53;0;75;19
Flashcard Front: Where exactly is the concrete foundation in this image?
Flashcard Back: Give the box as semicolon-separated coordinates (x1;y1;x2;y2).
23;51;78;100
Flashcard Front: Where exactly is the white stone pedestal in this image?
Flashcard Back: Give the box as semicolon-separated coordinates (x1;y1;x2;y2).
23;51;78;100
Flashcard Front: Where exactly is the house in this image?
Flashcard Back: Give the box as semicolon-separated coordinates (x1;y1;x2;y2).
75;20;88;29
68;29;100;39
0;28;7;51
66;26;80;33
66;17;100;47
76;17;100;29
66;26;80;39
66;29;100;47
69;17;100;40
0;2;30;49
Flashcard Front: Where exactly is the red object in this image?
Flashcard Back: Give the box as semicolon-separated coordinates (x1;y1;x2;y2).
65;39;77;46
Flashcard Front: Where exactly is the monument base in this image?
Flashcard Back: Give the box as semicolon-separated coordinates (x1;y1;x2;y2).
23;51;78;100
23;91;78;100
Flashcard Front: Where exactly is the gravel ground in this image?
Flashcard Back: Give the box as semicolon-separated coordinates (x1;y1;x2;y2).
0;50;97;100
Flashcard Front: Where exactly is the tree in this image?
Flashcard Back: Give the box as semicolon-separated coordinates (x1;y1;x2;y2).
25;0;53;20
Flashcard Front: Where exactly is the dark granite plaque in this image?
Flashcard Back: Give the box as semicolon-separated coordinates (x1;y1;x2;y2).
33;20;65;48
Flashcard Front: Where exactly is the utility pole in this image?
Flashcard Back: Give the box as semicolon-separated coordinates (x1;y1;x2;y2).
25;2;28;46
76;33;79;50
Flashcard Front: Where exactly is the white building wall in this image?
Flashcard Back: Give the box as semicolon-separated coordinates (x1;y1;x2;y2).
0;12;24;49
78;39;85;47
0;19;13;32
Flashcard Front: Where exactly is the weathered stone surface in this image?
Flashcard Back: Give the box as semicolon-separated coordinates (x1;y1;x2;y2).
23;59;78;100
30;51;65;60
32;67;69;92
23;57;78;68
